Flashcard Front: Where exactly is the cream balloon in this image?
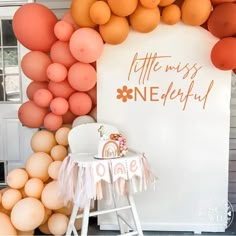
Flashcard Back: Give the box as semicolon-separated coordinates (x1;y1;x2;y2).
11;197;45;231
48;161;62;180
72;115;95;128
24;178;44;199
7;168;29;189
0;212;17;236
1;189;22;210
48;213;69;236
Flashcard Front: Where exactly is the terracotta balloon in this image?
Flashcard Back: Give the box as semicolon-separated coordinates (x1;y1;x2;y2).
18;101;48;128
41;208;52;225
47;63;68;82
90;1;111;25
107;0;138;16
99;15;129;44
87;85;97;105
41;181;64;210
207;3;236;38
70;0;97;27
25;152;53;182
12;3;57;52
129;4;160;33
48;161;62;180
24;178;44;199
48;80;76;99
0;212;17;236
7;168;29;189
44;112;63;131
211;37;236;70
50;145;68;161
1;189;22;210
69;92;93;116
211;0;236;5
159;0;176;6
50;41;77;68
68;62;97;91
33;88;53;108
26;81;48;100
11;197;45;231
21;51;52;82
31;130;57;153
62;10;79;30
55;127;71;146
140;0;160;8
62;110;77;124
48;213;69;236
181;0;212;26
161;4;181;25
69;28;104;63
50;97;69;115
72;115;95;128
54;20;74;42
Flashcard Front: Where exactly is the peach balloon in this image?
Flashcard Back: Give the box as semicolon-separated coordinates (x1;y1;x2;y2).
50;97;69;115
33;88;53;107
55;127;71;146
68;62;97;91
0;212;17;236
99;15;129;45
107;0;138;16
48;80;76;99
44;112;63;131
62;10;79;30
38;222;51;234
41;208;52;225
26;81;48;100
18;101;48;128
7;168;29;189
47;63;68;82
69;92;93;116
48;161;62;180
12;3;57;52
11;197;45;231
31;130;57;153
50;145;68;161
161;4;181;25
48;213;69;236
25;152;53;182
69;28;104;63
21;51;52;82
54;20;74;42
24;178;44;199
90;1;111;25
1;189;22;210
41;180;64;210
87;85;97;105
62;110;77;124
72;115;95;128
50;41;77;68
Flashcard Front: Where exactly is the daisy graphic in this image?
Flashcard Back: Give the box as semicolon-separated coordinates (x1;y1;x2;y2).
116;85;133;103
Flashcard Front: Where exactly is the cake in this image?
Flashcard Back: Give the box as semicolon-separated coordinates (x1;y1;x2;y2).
96;126;128;159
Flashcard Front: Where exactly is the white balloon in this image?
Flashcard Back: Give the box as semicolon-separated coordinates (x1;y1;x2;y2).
72;115;95;128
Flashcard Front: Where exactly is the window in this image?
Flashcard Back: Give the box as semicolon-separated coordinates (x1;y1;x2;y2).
0;19;21;103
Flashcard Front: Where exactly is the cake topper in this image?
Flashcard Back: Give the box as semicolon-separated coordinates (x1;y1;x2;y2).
98;125;104;138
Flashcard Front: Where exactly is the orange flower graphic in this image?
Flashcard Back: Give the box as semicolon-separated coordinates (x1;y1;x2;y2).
117;85;133;102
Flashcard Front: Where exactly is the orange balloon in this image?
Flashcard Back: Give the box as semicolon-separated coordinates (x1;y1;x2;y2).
54;20;74;42
25;152;53;182
31;130;57;153
87;85;97;105
99;15;129;44
161;4;181;25
55;127;71;146
48;79;76;99
69;28;104;63
62;110;77;124
50;145;68;161
2;189;22;210
211;37;236;70
44;112;63;131
70;0;97;27
18;101;48;128
33;88;53;108
159;0;176;6
211;0;235;5
207;3;236;38
7;169;29;190
69;92;92;115
140;0;161;8
50;97;69;115
26;81;48;100
24;178;44;199
50;41;77;69
107;0;138;16
129;4;160;33
90;1;111;25
47;63;68;82
12;3;57;52
48;213;69;236
62;10;79;30
0;212;17;235
48;161;62;180
21;51;52;82
68;62;97;91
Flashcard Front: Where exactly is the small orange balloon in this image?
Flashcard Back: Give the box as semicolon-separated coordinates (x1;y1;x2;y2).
90;1;111;25
26;81;48;100
48;213;69;236
2;189;22;210
159;0;176;6
54;20;74;42
24;178;44;199
50;145;68;161
55;127;71;146
140;0;161;8
33;88;53;108
161;4;181;25
107;0;138;16
50;97;69;115
47;63;68;82
44;112;63;131
48;161;62;180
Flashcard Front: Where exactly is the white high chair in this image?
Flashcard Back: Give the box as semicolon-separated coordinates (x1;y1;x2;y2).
65;123;144;236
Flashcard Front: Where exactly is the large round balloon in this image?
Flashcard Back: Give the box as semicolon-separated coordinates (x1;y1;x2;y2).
11;197;45;231
12;3;57;52
21;51;52;82
68;62;97;91
69;28;104;63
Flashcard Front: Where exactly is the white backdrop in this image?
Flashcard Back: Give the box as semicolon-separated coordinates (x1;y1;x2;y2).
97;23;232;233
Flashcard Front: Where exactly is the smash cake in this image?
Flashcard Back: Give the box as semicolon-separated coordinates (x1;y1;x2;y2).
96;125;128;159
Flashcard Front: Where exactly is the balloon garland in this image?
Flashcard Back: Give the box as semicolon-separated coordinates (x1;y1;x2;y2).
0;0;236;235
